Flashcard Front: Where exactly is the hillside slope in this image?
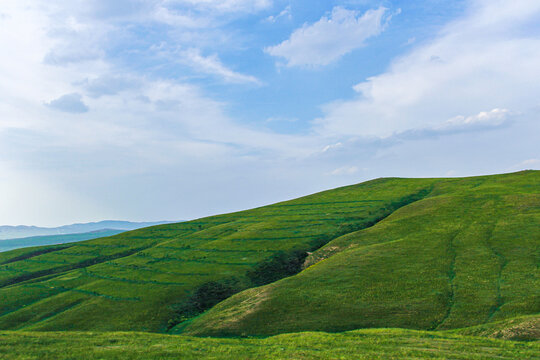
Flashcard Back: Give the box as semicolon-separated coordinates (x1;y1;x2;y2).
182;171;540;336
0;176;435;332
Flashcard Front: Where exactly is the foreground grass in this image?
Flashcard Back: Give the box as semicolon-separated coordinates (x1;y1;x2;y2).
0;329;538;360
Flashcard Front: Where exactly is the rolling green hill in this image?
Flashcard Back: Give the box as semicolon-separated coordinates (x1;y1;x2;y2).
182;170;540;336
0;170;538;341
0;174;435;332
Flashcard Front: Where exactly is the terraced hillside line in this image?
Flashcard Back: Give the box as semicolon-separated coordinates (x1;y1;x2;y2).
0;286;68;319
56;287;141;302
83;270;186;286
13;299;85;331
433;231;459;331
1;245;73;265
0;245;155;289
20;283;142;302
103;261;212;277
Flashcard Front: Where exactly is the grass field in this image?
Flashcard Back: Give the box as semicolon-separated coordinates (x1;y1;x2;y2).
1;328;538;360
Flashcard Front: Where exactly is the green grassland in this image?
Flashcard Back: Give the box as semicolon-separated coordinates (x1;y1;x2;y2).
1;328;538;360
0;171;538;360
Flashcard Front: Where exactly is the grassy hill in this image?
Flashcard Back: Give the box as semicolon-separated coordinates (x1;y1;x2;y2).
0;175;434;332
1;328;538;359
182;170;540;336
0;170;538;339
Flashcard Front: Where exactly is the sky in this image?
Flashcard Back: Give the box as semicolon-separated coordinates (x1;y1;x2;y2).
0;0;539;226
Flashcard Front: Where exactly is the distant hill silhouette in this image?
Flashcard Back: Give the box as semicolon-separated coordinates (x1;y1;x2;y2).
0;220;177;240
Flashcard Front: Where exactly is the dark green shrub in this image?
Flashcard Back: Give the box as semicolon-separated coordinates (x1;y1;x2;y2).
167;277;245;330
247;250;308;287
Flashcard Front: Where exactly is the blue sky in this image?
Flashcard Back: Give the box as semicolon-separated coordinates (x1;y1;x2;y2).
0;0;539;226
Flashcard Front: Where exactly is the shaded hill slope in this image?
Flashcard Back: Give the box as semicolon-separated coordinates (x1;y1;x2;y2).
0;176;435;332
182;170;540;336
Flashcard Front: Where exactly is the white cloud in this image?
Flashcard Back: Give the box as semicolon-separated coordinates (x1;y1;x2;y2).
316;0;540;138
440;108;510;130
0;0;302;156
1;0;539;227
266;5;291;23
152;0;272;28
45;93;89;113
508;158;540;171
265;116;297;123
394;108;512;140
311;109;512;162
329;165;359;176
170;0;272;14
0;0;321;225
265;6;389;67
78;75;138;98
180;48;260;84
403;37;416;46
152;6;211;28
322;142;343;153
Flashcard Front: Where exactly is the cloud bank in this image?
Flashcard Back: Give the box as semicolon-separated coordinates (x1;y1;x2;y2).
316;0;540;138
46;93;89;113
0;0;538;226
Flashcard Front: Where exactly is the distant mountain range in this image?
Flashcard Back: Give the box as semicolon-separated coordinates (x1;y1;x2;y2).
0;229;125;253
0;220;178;240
